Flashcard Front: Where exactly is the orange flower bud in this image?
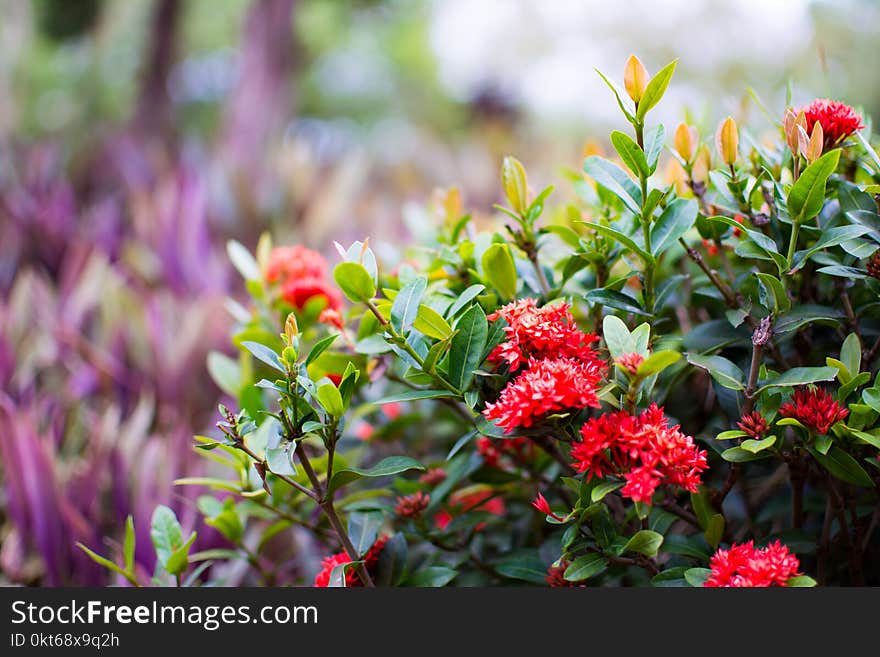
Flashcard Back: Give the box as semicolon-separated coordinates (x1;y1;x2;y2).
624;55;649;104
715;116;738;166
692;145;712;183
674;122;698;162
804;121;824;164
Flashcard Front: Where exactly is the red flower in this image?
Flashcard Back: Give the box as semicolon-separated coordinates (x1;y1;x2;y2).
265;245;342;310
476;436;532;468
435;488;506;530
737;411;769;439
318;308;345;330
779;387;848;435
732;214;745;238
702;239;719;257
801;98;865;148
705;540;801;587
482;357;603;433
615;352;644;376
571;404;708;504
487;298;602;372
313;536;388;587
546;561;585;588
532;492;565;521
395;492;430;518
383;402;402;420
419;468;447;486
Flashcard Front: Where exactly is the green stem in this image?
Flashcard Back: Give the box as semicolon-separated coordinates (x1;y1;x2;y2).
786;222;801;266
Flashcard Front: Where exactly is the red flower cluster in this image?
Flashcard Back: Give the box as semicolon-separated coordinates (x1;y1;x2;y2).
419;468;447;486
476;436;533;468
265;245;342;310
737;411;769;439
615;352;644;376
435;488;505;531
705;540;801;587
779;387;848;435
483;357;604;433
801;98;865;148
487;298;601;372
395;492;430;518
571;404;708;504
313;536;388;587
546;561;584;588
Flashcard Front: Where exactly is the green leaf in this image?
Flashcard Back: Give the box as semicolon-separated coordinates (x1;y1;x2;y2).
204;509;243;544
636;59;677;121
123;515;135;574
375;533;408;586
716;430;748;441
603;315;632;361
611;130;649;179
841;333;862;378
166;532;197;576
391;277;427;332
591;480;625;502
348;511;383;556
316;382;345;417
413;305;453;340
755;273;791;314
791;225;872;271
580;221;654;264
266;444;297;476
448;304;488;391
542;224;582;248
636;350;680;376
755;366;839;395
564;554;608;582
721;446;771;462
207;352;241;396
741;436;777;454
150;505;184;569
706;215;786;274
595;68;636;123
375;389;456;404
686;353;745;390
703;514;725;549
327;456;426;496
447;284;485;318
407;566;457;587
76;543;130;581
624;530;663;557
651;199;698;257
227;240;261;281
583;156;643;214
305;334;339;367
241;341;285;373
807;445;873;487
643;125;665;173
481;243;518;300
651;567;690;587
586;289;651;317
786;575;818;587
333;262;376;302
787;149;840;225
684;567;712;587
494;552;548;584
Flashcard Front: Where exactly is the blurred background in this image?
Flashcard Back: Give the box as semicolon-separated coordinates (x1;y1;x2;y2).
1;0;879;585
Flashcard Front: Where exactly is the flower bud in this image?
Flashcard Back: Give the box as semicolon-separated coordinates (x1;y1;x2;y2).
284;312;299;343
715;116;738;166
783;108;803;154
674;122;698;162
691;144;712;183
624;55;649;104
804;121;824;164
501;156;529;215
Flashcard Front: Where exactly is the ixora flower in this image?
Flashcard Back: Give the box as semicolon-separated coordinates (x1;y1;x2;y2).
395;492;430;518
800;99;865;148
487;298;602;372
571;404;708;504
545;561;585;588
705;540;801;587
313;536;388;587
435;488;506;531
483;357;604;433
737;411;769;439
779;387;848;435
614;352;644;376
531;492;565;522
265;245;342;310
476;435;532;468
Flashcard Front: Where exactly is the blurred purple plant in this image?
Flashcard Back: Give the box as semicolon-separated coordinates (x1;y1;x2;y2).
0;138;236;585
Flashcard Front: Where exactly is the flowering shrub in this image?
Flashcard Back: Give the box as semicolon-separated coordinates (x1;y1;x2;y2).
82;55;880;587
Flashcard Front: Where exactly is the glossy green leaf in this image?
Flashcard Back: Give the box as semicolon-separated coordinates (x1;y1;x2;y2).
333;262;376;302
686;353;745;390
807;444;873;487
150;505;185;569
583;156;643;214
603;315;632;361
636;59;678;121
755;366;839;395
636;350;681;376
413;305;453;340
611;130;649;179
448;304;488;391
316;382;345;417
586;289;651;317
787;149;840;225
651;199;698;257
755;273;791;314
625;530;663;557
391;277;427;332
241;341;285;373
407;566;457;587
482;243;518;300
327;456;426;496
563;554;608;581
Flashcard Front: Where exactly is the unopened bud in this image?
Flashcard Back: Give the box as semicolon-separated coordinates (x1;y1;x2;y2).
804;122;824;164
674;122;698;162
284;312;299;343
692;144;712;183
624;55;649;104
782;108;806;155
501;156;529;215
715;116;739;166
